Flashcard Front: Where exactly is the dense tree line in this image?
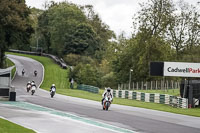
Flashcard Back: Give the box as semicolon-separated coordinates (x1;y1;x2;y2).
0;0;33;68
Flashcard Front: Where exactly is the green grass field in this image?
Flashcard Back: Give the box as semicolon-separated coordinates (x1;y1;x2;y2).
7;52;200;117
0;118;35;133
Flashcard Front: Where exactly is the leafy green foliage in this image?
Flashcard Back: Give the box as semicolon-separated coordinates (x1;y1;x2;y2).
72;63;101;87
0;0;33;68
64;23;100;56
37;2;87;56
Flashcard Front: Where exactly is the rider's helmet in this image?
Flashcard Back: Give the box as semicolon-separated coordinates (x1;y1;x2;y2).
28;81;31;84
52;84;55;87
107;87;111;92
31;82;34;86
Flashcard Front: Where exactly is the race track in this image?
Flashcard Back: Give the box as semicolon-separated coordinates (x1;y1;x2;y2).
1;54;200;133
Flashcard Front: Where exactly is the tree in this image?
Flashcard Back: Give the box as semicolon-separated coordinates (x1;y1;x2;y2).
83;5;115;59
43;2;87;56
64;23;100;56
0;0;34;68
165;1;200;59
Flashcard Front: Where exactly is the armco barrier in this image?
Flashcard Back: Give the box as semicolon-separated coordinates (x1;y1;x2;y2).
77;84;99;94
8;49;67;69
113;90;188;108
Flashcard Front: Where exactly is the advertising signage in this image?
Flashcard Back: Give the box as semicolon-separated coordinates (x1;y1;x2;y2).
164;62;200;77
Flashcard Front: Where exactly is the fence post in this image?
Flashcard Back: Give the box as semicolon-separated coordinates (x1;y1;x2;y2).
137;82;138;90
167;80;168;92
156;80;158;90
146;81;148;90
141;81;143;90
118;84;120;90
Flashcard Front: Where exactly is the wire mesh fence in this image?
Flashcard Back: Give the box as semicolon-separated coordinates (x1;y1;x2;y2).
118;80;180;91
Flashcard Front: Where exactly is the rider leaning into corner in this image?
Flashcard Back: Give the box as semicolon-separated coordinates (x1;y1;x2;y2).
101;87;113;105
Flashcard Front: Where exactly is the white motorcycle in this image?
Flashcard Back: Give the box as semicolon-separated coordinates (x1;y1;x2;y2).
102;95;112;110
50;87;56;98
31;86;36;95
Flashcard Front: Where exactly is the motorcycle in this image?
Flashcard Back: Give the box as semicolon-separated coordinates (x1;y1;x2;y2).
50;87;56;98
34;70;37;77
102;95;112;110
26;84;31;92
22;70;25;76
31;86;36;95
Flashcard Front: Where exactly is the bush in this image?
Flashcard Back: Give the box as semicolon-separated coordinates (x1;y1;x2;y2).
71;63;101;87
63;54;95;66
63;54;81;66
101;72;117;89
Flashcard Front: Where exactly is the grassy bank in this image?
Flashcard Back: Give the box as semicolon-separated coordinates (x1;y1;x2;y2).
0;118;35;133
5;58;16;79
7;52;200;117
6;52;69;90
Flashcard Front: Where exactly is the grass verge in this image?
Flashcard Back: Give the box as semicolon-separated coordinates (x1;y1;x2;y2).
7;52;200;117
0;118;35;133
5;58;16;79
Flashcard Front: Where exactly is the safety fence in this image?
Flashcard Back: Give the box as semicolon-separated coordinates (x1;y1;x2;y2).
113;90;188;108
118;80;180;90
77;84;99;94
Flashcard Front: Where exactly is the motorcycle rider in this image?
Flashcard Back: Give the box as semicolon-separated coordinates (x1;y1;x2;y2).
26;81;32;92
50;84;56;92
22;69;25;76
31;82;37;94
50;84;56;97
101;87;113;105
34;70;37;76
31;81;37;89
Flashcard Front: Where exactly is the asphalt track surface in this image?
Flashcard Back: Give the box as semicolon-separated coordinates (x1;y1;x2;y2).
2;54;200;133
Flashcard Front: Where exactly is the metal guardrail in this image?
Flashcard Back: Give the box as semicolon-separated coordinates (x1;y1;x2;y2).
8;49;67;69
77;84;99;94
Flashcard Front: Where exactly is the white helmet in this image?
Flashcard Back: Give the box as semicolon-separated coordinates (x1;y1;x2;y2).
31;82;34;85
107;87;111;92
52;84;55;86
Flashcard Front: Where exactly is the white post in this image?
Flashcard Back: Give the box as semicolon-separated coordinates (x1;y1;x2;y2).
129;69;133;90
141;81;143;90
146;81;148;90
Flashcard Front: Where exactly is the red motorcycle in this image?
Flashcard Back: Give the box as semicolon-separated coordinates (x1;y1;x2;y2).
102;95;112;111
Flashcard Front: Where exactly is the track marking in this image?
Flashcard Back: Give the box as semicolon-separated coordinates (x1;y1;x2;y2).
0;101;139;133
